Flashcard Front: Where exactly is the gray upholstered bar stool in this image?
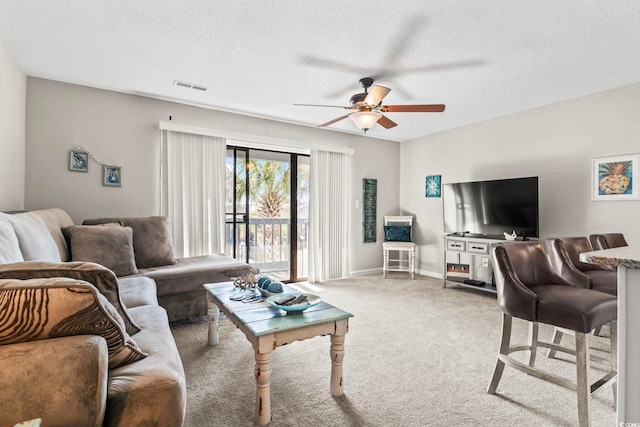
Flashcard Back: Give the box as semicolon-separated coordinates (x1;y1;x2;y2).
545;237;618;360
487;241;617;427
546;237;617;296
589;233;628;251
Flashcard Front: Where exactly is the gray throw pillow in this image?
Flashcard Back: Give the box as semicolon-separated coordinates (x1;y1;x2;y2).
64;225;138;277
83;216;176;268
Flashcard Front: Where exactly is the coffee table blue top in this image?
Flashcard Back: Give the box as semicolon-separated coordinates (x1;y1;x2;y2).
204;282;353;337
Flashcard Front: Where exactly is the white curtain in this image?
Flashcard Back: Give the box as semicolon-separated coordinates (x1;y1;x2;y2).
308;149;351;282
161;130;226;258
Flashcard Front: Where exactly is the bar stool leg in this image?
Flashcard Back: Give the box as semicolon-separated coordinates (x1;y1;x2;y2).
487;313;512;394
547;327;563;358
610;319;618;407
528;322;539;367
575;332;591;427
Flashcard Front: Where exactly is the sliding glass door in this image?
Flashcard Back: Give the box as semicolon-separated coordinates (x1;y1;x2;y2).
226;146;309;282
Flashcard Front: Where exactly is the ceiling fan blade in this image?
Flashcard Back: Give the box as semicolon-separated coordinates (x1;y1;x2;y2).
381;104;446;113
363;85;391;107
377;114;398;129
298;55;366;74
318;114;350;128
294;103;352;109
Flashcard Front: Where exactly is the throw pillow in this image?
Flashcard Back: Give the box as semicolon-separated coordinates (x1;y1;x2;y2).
83;216;176;268
3;212;61;262
30;208;75;262
384;225;411;242
0;261;140;336
64;224;138;277
0;277;147;368
0;214;24;264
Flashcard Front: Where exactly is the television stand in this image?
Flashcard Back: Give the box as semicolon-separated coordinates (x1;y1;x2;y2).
443;235;504;294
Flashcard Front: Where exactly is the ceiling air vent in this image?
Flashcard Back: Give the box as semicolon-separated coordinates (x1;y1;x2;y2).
173;80;208;92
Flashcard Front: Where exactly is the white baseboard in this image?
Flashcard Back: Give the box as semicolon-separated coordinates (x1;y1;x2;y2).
349;267;443;279
419;269;443;279
349;267;383;277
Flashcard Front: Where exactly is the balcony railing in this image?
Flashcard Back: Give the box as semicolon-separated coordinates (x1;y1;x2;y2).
225;217;308;278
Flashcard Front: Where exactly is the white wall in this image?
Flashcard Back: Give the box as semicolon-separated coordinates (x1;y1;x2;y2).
25;78;399;274
19;78;640;277
350;138;400;275
0;39;26;210
400;82;640;276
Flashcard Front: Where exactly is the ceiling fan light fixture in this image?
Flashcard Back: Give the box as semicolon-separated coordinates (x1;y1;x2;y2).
350;111;382;131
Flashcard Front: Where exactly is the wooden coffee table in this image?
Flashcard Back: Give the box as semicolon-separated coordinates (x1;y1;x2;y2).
203;282;353;425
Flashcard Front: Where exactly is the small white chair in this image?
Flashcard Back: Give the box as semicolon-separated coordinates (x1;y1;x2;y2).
382;216;417;279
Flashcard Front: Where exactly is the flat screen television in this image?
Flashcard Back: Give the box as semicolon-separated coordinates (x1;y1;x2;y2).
443;176;539;239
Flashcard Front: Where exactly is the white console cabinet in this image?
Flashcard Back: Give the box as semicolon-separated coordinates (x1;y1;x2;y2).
443;235;504;294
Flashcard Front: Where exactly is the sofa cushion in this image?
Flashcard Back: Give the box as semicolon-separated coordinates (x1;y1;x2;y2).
64;224;139;277
106;305;186;426
0;214;23;264
2;212;61;262
83;217;176;269
140;254;252;296
0;261;140;336
118;275;158;309
0;277;147;368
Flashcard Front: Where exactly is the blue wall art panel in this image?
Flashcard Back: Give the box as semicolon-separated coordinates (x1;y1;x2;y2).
362;178;377;243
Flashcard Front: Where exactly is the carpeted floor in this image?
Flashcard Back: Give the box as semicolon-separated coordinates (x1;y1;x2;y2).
170;275;615;426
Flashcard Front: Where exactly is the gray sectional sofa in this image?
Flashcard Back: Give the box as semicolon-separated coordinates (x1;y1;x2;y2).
0;208;253;426
81;215;253;321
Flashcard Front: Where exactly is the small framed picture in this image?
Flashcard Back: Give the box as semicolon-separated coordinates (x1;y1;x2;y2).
69;150;89;172
592;154;639;201
425;175;442;198
103;165;122;187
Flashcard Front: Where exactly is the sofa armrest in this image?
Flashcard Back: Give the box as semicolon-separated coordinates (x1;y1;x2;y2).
0;335;109;427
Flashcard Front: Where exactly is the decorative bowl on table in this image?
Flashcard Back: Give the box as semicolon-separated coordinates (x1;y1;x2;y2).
267;293;322;314
257;280;284;297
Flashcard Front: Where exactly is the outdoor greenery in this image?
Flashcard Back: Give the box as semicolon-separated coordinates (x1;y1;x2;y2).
226;152;309;267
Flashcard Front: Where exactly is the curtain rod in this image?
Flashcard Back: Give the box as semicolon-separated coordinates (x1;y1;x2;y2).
158;121;354;155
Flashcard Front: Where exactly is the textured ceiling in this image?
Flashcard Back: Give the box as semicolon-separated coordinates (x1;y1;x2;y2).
2;1;640;142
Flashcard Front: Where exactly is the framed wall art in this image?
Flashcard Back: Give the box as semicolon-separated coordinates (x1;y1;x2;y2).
103;165;122;187
362;178;377;243
425;175;441;198
69;150;89;172
592;154;639;201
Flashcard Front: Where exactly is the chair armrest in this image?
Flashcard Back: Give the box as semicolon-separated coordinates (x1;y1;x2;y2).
491;245;538;322
0;335;108;427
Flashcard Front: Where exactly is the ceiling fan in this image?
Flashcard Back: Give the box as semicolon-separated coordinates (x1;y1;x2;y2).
295;77;445;132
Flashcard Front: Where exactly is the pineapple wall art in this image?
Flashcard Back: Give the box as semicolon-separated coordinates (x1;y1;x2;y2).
592;154;639;201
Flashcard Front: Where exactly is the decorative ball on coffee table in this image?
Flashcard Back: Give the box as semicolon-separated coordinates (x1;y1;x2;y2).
258;280;284;297
266;281;283;294
257;276;272;289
